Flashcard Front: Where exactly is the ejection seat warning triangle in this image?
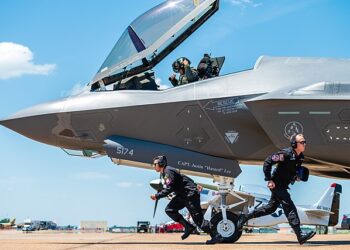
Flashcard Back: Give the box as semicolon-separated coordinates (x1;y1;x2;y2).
225;131;239;144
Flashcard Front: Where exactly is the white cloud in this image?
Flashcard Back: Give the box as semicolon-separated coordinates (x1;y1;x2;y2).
61;82;88;97
74;171;110;181
116;182;143;188
0;42;56;80
227;0;262;8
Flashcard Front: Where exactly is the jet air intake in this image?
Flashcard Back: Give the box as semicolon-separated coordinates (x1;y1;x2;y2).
104;136;241;178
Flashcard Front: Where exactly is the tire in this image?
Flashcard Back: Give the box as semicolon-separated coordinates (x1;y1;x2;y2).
210;211;242;243
323;226;328;235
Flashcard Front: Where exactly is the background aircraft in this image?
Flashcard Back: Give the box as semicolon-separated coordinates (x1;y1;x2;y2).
244;183;341;229
0;218;16;229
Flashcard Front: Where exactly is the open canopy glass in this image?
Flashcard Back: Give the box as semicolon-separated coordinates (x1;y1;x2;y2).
92;0;219;86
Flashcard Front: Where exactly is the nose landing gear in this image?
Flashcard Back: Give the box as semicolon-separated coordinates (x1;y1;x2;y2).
210;211;242;243
204;176;253;243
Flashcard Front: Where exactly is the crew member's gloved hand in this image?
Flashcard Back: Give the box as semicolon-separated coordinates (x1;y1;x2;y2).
267;180;275;189
150;194;157;200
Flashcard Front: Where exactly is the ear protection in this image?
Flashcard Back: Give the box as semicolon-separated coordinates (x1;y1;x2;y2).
290;134;297;148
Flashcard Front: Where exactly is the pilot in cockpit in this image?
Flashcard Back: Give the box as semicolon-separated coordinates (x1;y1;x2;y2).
169;57;199;87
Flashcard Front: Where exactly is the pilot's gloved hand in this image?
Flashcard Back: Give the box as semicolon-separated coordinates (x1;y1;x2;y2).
150;194;157;200
169;74;176;81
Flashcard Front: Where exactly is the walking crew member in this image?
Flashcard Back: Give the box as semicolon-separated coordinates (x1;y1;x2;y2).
150;155;223;244
237;134;316;245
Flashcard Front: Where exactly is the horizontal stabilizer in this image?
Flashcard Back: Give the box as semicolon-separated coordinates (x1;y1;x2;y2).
304;209;334;217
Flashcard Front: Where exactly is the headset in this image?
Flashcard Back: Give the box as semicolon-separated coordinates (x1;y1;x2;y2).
154;155;167;167
290;134;297;148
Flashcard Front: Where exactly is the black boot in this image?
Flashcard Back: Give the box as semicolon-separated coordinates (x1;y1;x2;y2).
206;233;224;245
237;213;250;231
178;218;196;240
200;220;211;234
293;226;316;245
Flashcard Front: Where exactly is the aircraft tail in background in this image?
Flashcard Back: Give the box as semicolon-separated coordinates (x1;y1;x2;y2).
304;183;342;226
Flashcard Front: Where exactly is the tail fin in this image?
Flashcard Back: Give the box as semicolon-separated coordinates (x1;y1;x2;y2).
312;183;342;226
329;184;342;226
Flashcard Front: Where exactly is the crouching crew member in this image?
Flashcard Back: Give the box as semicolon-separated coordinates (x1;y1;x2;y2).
237;134;316;245
150;155;223;244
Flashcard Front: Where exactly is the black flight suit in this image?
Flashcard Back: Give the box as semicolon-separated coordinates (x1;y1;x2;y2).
248;147;303;228
155;166;206;231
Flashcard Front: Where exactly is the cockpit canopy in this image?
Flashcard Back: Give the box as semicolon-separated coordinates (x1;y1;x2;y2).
90;0;219;88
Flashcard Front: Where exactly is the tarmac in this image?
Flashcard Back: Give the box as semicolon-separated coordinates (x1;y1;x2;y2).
0;231;350;250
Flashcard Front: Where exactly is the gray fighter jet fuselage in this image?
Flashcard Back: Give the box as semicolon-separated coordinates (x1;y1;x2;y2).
1;0;350;180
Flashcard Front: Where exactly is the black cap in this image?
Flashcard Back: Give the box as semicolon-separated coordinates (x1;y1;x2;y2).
153;155;167;167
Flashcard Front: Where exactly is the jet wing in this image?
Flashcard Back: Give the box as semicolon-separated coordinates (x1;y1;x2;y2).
92;0;219;87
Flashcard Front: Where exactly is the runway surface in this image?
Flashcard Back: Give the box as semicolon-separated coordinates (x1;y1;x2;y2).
1;231;350;250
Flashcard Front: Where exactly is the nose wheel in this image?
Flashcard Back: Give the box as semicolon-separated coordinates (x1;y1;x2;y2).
210;211;242;243
217;219;235;238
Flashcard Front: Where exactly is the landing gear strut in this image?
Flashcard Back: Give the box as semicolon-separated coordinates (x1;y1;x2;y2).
204;176;250;243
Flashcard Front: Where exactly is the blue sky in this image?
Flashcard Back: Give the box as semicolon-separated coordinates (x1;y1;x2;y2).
0;0;350;226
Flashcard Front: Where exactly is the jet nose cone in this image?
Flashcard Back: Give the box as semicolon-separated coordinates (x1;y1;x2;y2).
0;99;66;146
0;115;58;146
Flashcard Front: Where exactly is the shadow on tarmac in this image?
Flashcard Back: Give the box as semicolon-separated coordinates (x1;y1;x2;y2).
236;240;350;245
54;242;204;244
49;240;350;246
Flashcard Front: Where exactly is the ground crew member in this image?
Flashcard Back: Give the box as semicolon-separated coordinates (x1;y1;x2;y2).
150;155;223;244
237;134;316;245
169;57;199;86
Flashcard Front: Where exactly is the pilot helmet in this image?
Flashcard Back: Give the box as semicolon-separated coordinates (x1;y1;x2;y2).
172;57;191;73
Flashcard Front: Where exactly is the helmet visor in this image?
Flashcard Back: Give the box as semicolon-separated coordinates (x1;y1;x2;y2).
172;62;180;73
